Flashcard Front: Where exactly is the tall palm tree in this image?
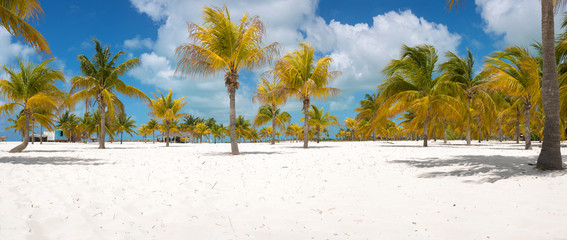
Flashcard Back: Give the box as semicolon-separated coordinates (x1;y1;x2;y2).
440;50;493;145
0;0;50;54
379;44;456;147
175;5;278;155
302;105;339;143
484;46;541;150
148;89;187;147
252;104;291;143
252;78;288;144
272;42;341;148
114;112;136;144
56;110;79;142
0;58;64;152
69;38;147;149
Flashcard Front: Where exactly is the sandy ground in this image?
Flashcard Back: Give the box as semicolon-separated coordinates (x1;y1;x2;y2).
0;140;566;240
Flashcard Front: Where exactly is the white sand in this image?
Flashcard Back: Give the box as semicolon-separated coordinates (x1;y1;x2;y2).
0;140;566;239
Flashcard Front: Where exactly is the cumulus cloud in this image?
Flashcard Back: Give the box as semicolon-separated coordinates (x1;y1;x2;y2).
127;0;462;123
475;0;562;47
0;29;35;66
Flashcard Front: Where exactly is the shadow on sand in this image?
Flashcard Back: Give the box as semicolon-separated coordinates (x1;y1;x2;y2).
0;156;109;166
392;154;567;183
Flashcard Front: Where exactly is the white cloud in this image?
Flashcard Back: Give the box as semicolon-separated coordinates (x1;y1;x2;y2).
0;29;35;66
124;36;154;50
127;0;462;123
475;0;562;47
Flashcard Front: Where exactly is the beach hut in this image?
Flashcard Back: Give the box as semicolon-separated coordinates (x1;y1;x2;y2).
44;130;68;142
0;135;7;141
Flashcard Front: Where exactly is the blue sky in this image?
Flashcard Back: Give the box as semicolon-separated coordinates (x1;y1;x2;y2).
0;0;558;140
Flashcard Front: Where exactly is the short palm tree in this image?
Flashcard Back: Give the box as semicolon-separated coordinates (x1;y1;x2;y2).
78;112;96;143
0;0;50;54
4;110;25;141
235;115;252;142
194;122;209;143
69;38;147;149
344;117;358;141
146;118;159;143
302;105;339;143
354;93;381;141
209;123;226;144
252;78;288;144
272;42;341;148
138;124;148;142
286;124;301;142
114;112;136;144
253;104;291;143
56;110;80;142
484;46;541;150
379;44;456;147
175;5;278;155
0;58;64;152
148;89;187;147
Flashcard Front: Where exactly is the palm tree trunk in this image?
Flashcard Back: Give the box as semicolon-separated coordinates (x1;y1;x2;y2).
537;0;563;170
166;124;170;147
443;119;447;144
31;119;35;144
372;129;376;141
499;122;503;142
524;102;532;150
120;131;123;144
99;101;106;149
303;100;310;148
228;83;239;154
466;98;471;145
423;108;430;147
40;125;43;144
10;111;31;153
317;126;320;143
271;104;276;145
516;107;520;144
152;132;155;144
478;119;482;143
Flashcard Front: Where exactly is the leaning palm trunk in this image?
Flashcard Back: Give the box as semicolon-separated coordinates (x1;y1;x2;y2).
537;0;563;170
524;102;532;150
303;100;310;148
10;111;31;153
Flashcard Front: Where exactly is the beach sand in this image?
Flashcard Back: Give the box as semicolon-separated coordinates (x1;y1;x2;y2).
0;140;565;239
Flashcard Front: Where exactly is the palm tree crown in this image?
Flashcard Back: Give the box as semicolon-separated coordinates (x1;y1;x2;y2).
148;89;187;147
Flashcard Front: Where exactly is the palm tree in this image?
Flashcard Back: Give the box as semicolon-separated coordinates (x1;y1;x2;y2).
272;42;341;148
447;0;564;171
253;104;291;143
0;58;64;152
148;89;187;147
146;119;159;143
194;122;209;143
354;93;381;141
114;112;136;144
379;44;457;147
286;124;301;142
69;38;147;149
175;5;278;155
484;46;541;150
302;105;339;143
4;110;25;141
235;115;252;142
0;0;50;54
209;123;226;144
252;78;288;144
56;110;80;142
440;50;493;145
78;112;96;143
